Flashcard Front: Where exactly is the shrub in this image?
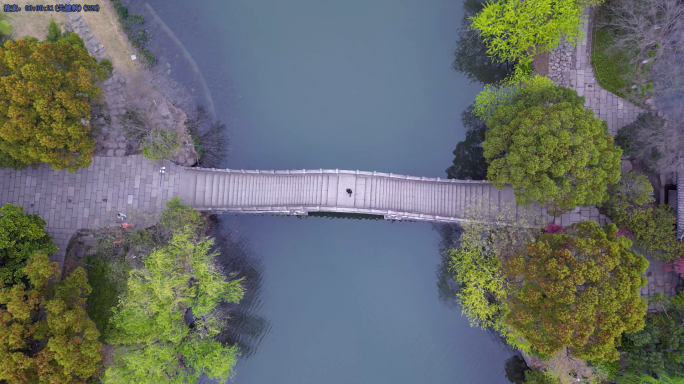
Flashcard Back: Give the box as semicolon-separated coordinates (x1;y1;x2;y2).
99;58;114;76
524;370;560;384
0;203;58;285
46;19;62;43
664;257;684;277
111;1;156;68
141;127;181;162
483;85;622;212
614;113;678;173
505;221;648;361
603;172;654;218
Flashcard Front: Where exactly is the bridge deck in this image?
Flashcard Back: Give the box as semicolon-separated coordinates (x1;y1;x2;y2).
177;167;597;225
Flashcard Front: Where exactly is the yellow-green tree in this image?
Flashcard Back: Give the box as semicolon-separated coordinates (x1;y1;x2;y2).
505;221;648;362
0;253;103;383
104;229;244;384
0;34;107;171
470;0;589;71
483;85;622;212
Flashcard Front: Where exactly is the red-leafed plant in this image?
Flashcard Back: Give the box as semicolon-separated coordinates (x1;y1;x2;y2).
545;223;565;234
664;257;684;277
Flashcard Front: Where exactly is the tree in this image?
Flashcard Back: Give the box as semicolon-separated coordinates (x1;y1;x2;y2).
470;0;586;69
0;253;103;383
482;85;622;212
446;105;488;180
0;34;107;172
0;203;58;285
104;229;245;384
46;19;61;43
617;112;684;174
505;221;648;362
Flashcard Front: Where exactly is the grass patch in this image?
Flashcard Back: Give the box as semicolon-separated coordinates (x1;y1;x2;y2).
591;27;636;99
85;252;130;342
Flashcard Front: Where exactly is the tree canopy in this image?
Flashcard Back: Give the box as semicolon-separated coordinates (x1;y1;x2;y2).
483;85;622;212
470;0;586;69
0;253;102;383
0;34;107;171
505;221;648;362
0;203;58;286
104;228;244;384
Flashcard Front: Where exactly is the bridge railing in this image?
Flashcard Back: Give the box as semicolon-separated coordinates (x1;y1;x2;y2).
182;167;492;184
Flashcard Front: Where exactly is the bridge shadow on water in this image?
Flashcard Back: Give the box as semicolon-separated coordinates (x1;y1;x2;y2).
306;212;385;221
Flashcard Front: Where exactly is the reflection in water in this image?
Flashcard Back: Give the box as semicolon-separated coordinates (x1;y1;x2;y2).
445;105;488;181
452;0;516;86
211;218;272;358
432;223;463;309
434;223;531;383
504;355;530;384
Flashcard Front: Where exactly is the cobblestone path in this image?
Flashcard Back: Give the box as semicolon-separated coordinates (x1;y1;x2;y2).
547;9;645;137
0;156;181;272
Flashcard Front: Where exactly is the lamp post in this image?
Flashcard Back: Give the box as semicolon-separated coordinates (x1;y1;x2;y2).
159;166;165;187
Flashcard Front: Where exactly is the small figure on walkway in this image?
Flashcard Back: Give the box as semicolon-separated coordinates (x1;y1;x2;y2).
346;188;353;197
117;212;127;221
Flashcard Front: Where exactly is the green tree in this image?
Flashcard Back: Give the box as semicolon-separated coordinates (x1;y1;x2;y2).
46;19;61;43
0;203;58;285
0;34;107;172
0;253;103;383
104;229;245;384
618;293;684;376
483;85;622;212
505;221;648;361
604;172;684;261
470;0;586;69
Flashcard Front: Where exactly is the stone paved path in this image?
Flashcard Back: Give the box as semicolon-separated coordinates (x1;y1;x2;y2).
547;9;645;137
0;155;181;272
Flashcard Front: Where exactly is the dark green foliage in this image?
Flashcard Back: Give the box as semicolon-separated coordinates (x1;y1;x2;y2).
0;203;58;286
591;27;634;99
46;19;62;43
84;253;130;342
524;370;559;384
446;105;488;180
0;145;32;170
99;58;113;76
619;298;684;376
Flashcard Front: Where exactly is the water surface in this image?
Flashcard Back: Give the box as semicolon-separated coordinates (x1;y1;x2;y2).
130;1;518;383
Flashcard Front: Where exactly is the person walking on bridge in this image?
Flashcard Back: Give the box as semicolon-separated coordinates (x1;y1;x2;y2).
346;188;353;197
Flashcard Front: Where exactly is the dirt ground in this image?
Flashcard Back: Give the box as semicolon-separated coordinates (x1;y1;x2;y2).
8;0;139;76
79;0;140;75
9;0;67;41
